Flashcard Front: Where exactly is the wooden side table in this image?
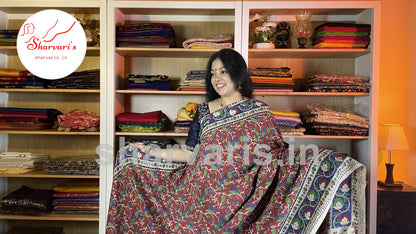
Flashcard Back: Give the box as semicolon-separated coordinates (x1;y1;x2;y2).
377;182;416;233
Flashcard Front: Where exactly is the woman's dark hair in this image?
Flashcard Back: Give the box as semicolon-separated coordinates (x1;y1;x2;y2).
205;49;253;102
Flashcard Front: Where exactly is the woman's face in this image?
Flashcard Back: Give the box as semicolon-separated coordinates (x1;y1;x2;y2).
210;58;239;97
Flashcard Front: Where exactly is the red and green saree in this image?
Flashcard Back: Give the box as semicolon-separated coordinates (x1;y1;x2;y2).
106;99;366;233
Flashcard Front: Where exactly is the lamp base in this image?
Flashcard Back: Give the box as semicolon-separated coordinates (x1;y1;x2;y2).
378;180;403;188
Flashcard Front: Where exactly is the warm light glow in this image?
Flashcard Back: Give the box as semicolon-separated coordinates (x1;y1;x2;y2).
379;124;409;151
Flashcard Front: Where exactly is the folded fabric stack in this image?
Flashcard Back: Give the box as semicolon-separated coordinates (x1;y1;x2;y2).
117;110;171;133
57;109;100;132
116;23;176;48
52;181;99;215
177;70;206;91
0;152;49;174
125;137;176;148
0;68;45;89
46;69;100;89
6;226;64;234
311;22;371;49
45;155;99;175
302;103;369;136
125;73;171;90
174;102;198;133
248;67;294;92
0;107;62;130
0;29;18;46
303;74;371;93
0;185;54;216
182;33;233;49
271;110;305;136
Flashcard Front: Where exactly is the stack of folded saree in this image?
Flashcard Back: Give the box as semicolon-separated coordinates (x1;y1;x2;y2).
0;185;54;216
125;73;171;90
311;22;371;49
303;74;371;93
0;107;62;130
6;226;64;234
302;103;369;136
271;110;305;136
57;109;100;132
46;69;100;89
125;137;176;148
0;29;18;46
0;68;45;89
116;23;176;48
182;33;234;49
248;67;294;91
177;70;206;91
0;152;49;174
52;181;99;215
174;102;198;133
117;110;171;133
45;155;99;175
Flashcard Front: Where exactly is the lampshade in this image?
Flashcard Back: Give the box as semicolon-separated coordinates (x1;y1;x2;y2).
379;124;409;151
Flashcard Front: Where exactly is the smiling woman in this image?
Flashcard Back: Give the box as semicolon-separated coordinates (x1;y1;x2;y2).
106;49;367;233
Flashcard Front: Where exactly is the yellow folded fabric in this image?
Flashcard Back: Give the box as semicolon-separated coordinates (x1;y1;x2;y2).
312;42;367;48
271;110;300;118
190;45;215;49
0;166;42;174
176;108;193;121
54;181;99;193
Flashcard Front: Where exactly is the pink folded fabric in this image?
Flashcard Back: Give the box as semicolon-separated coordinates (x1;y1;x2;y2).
311;36;370;45
116;110;163;123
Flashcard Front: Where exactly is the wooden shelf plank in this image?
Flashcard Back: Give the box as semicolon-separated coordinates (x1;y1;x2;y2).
0;88;99;93
0;0;101;10
282;135;368;140
113;47;370;58
116;90;205;95
249;48;371;58
0;130;100;135
115;47;219;58
116;89;368;97
115;130;185;137
115;131;368;139
0;170;99;178
0;213;98;221
0;46;100;56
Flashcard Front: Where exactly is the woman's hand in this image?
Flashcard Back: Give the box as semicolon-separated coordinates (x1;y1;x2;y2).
132;143;148;153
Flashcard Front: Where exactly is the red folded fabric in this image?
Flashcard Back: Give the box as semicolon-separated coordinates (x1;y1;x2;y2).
0;111;49;119
58;109;100;128
316;26;371;33
117;110;163;123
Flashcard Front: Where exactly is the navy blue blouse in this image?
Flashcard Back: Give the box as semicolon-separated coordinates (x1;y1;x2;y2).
185;103;210;151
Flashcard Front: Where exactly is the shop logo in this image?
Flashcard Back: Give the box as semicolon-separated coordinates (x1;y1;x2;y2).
16;9;86;80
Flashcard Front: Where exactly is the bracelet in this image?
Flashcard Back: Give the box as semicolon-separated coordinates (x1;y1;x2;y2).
145;148;152;154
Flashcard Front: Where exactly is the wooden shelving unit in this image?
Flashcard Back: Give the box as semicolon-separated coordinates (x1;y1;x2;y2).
0;1;381;233
0;0;104;233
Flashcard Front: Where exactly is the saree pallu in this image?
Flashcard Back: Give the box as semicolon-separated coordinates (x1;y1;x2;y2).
106;99;366;233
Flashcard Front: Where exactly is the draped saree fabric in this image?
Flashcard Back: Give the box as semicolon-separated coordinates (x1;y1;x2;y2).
106;99;366;233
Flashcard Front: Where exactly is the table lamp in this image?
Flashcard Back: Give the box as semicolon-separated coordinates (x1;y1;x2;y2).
378;124;409;188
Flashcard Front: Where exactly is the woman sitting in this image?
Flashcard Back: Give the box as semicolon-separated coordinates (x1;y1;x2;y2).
106;49;366;233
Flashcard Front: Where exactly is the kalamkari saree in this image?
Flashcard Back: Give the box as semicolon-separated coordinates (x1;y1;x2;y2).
106;99;366;233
